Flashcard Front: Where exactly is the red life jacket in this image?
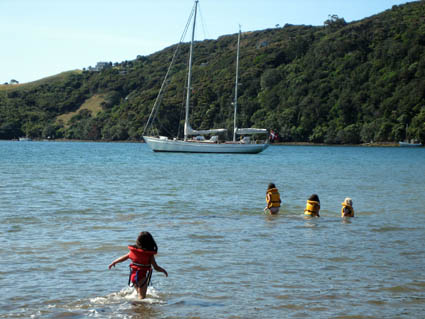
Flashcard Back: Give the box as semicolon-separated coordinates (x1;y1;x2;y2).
127;246;156;286
128;245;156;267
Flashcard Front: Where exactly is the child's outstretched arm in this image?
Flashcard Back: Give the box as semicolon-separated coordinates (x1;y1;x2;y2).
108;253;130;269
151;256;168;277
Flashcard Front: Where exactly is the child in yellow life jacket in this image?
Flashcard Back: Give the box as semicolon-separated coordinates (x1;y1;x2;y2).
264;183;281;214
109;231;168;299
304;194;320;217
341;197;354;217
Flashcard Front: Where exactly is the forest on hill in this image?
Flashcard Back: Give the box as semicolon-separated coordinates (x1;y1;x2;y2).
0;1;424;144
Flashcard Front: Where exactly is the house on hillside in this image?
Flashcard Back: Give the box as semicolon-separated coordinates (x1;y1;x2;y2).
88;62;111;72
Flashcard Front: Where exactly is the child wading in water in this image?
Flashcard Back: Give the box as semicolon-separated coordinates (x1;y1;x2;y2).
341;197;354;217
264;183;282;214
109;231;168;299
304;194;321;217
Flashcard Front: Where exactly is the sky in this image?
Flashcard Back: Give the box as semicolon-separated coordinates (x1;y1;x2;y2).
0;0;416;84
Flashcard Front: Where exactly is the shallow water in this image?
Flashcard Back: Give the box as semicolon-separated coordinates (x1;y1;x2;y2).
1;141;424;318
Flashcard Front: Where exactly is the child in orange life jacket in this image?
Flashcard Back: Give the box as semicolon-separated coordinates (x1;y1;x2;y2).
304;194;320;217
109;231;168;299
264;183;281;214
341;197;354;217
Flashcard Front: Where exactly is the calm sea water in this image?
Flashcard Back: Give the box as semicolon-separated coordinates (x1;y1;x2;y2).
1;141;424;319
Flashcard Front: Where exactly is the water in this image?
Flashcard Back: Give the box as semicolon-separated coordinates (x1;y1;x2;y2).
1;141;424;318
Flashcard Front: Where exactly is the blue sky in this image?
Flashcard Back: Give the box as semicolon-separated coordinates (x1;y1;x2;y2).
0;0;416;84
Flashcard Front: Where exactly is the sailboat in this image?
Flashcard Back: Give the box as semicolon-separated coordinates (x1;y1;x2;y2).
399;141;422;147
143;0;269;154
399;124;422;147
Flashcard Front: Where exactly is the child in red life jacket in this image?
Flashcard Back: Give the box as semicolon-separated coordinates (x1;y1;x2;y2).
109;231;168;299
264;183;281;214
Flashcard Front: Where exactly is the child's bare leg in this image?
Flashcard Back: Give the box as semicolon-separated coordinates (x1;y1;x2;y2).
136;282;148;299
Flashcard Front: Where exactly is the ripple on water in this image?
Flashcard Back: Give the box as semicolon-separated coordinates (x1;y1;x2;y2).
367;299;387;306
327;256;357;262
371;226;419;232
188;234;225;240
2;216;42;224
379;285;423;293
6;225;23;233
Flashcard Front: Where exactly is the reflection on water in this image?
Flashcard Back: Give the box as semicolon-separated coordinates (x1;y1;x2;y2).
0;141;425;318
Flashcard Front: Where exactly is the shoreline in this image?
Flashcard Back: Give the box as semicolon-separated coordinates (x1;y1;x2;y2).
2;138;407;147
270;141;401;147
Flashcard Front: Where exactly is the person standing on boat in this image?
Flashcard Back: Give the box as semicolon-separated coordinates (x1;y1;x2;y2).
264;183;281;214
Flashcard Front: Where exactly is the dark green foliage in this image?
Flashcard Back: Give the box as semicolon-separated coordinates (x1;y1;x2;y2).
0;1;424;143
324;15;347;31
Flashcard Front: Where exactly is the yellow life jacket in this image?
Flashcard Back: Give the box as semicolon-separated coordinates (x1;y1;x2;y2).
266;188;281;208
304;200;320;216
341;203;354;217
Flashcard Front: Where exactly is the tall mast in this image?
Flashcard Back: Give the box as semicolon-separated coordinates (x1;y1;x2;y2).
184;0;198;141
233;27;241;142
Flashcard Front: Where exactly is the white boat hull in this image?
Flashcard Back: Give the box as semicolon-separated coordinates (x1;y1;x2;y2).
143;136;269;154
399;141;422;147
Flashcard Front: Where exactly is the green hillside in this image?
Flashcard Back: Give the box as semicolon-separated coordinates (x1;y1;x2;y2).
1;1;424;143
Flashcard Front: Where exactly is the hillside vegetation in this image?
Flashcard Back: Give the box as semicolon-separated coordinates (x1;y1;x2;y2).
1;1;424;143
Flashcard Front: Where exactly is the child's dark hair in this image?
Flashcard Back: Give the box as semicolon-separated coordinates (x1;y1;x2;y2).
268;183;276;189
308;194;320;202
135;231;158;252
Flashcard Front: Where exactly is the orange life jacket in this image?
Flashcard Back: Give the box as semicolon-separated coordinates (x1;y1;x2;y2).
341;204;354;217
266;188;281;208
304;200;320;216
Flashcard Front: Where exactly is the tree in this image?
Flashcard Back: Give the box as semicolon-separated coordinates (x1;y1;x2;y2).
0;121;22;139
324;15;347;30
